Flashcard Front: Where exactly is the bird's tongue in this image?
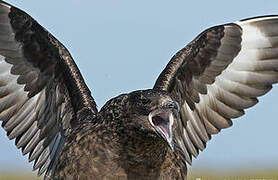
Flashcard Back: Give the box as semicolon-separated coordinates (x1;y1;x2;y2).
152;113;171;139
150;110;174;150
158;121;170;139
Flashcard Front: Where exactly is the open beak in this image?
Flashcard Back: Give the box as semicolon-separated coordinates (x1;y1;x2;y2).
149;108;174;151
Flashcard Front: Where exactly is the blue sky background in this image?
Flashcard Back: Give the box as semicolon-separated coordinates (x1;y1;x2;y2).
0;0;278;177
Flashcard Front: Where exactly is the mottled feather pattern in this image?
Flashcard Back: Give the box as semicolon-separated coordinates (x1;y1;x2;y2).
155;16;278;165
56;94;187;179
0;1;96;178
0;0;278;179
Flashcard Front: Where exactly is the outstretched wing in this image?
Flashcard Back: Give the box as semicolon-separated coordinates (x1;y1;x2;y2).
0;1;98;178
154;16;278;165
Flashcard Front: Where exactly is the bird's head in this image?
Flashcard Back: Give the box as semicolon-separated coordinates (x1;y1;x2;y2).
124;89;180;151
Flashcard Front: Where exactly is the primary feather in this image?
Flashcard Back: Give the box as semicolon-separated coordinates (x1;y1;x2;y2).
0;1;277;179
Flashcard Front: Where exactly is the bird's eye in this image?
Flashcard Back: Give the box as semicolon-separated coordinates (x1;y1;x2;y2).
164;101;180;111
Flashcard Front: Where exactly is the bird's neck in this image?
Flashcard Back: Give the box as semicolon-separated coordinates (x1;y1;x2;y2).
120;130;168;163
98;104;170;177
104;119;169;177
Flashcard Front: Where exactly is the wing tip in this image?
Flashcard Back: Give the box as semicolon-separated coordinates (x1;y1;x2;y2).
237;15;278;25
240;15;278;21
0;1;11;9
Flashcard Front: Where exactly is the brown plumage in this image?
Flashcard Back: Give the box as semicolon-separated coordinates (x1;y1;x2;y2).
0;1;278;179
55;91;186;179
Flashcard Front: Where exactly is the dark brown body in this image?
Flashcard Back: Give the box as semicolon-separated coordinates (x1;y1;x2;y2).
2;1;276;180
56;95;187;180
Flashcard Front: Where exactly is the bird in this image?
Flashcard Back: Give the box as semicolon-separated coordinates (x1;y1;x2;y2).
0;0;278;179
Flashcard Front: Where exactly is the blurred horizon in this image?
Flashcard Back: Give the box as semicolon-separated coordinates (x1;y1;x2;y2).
1;0;278;179
1;170;278;180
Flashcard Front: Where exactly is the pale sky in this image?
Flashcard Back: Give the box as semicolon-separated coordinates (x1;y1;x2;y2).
0;0;278;178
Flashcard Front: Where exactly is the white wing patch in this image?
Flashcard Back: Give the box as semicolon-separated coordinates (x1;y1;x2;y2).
178;16;278;165
0;54;65;177
0;3;69;179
